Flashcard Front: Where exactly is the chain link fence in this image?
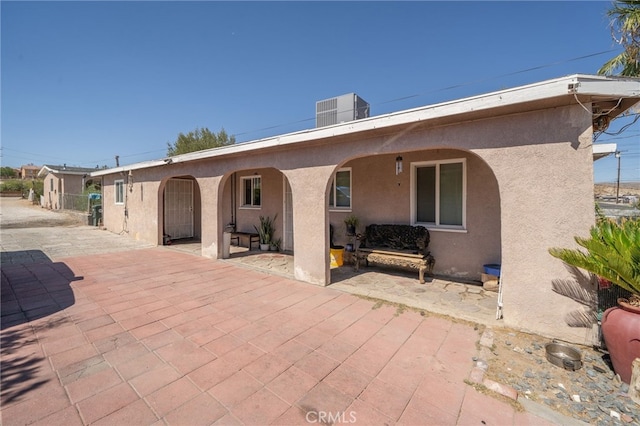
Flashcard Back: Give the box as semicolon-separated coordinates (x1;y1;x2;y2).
61;193;101;212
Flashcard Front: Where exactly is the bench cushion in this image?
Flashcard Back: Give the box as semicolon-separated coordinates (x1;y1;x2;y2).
359;224;430;255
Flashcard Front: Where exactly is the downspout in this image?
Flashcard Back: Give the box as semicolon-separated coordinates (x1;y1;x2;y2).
496;272;504;320
231;172;236;227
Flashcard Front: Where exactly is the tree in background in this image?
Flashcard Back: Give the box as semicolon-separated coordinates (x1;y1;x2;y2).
166;127;235;156
0;166;17;178
598;0;640;76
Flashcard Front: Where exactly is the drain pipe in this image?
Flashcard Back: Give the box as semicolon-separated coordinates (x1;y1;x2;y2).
496;273;504;320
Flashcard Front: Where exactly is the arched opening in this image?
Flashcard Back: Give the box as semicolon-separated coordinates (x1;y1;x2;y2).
219;167;294;275
328;148;501;285
158;175;202;248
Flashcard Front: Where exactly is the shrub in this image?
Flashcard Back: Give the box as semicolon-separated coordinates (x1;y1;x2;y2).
549;218;640;298
0;180;26;193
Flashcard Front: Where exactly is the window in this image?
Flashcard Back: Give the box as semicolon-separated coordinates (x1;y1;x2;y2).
50;178;53;191
412;159;466;229
329;168;351;210
115;180;125;205
241;176;261;208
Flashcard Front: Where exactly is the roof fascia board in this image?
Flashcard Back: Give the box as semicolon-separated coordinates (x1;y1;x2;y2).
571;75;640;98
592;143;618;161
92;74;640;177
91;160;169;177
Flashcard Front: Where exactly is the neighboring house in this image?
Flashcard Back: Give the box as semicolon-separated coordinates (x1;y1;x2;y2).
20;164;40;180
92;74;640;344
38;164;99;210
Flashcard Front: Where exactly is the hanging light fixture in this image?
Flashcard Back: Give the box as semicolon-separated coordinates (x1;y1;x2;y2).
395;156;403;175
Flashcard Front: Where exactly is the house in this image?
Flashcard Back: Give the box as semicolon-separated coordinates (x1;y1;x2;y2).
20;164;40;180
91;74;640;343
39;164;99;210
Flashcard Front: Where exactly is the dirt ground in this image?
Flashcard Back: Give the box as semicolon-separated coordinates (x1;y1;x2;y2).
0;197;83;229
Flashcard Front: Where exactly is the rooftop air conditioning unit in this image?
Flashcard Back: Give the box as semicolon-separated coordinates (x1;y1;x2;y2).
316;93;369;128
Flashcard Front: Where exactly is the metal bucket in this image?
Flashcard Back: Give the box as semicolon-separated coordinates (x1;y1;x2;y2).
545;342;583;371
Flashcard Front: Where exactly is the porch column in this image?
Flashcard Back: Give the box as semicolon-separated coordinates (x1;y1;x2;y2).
200;176;223;259
284;166;335;286
475;112;595;344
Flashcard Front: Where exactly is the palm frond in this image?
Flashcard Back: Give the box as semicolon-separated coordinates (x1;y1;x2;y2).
549;218;640;296
551;279;596;307
565;310;598;328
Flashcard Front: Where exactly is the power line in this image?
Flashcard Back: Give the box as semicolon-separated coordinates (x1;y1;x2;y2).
1;48;629;167
234;49;619;141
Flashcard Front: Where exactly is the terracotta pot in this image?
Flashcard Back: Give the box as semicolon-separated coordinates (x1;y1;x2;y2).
601;299;640;384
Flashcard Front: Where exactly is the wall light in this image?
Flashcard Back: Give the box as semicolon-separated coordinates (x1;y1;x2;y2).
395;156;403;175
128;170;134;192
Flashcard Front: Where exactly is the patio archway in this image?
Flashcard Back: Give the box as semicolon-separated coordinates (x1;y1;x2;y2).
327;147;501;282
158;175;202;246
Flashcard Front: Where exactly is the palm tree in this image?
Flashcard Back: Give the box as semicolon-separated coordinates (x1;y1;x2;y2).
598;0;640;76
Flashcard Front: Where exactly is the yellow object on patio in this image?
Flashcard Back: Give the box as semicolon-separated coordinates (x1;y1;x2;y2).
330;248;344;268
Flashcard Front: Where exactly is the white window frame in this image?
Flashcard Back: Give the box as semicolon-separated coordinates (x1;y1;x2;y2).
115;179;125;205
240;175;261;209
410;158;467;232
329;167;352;211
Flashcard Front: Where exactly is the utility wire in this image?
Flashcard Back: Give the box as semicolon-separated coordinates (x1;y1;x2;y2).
3;48;628;166
235;49;619;140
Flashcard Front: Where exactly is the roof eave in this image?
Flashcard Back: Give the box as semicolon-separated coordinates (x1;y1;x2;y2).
91;74;640;177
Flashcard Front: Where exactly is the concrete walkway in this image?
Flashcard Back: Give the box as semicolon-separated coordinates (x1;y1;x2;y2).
1;198;560;425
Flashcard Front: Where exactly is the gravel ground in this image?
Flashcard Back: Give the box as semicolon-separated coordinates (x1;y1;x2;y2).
485;327;639;425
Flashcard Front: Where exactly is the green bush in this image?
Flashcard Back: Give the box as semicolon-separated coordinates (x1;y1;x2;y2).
0;167;17;178
0;180;26;192
30;180;44;198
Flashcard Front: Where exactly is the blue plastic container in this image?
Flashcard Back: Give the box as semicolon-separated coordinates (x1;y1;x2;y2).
483;264;501;276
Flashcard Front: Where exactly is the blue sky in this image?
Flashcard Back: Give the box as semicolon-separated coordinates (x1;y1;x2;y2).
2;1;639;183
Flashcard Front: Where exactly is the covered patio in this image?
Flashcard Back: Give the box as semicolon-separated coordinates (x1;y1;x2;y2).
164;240;500;327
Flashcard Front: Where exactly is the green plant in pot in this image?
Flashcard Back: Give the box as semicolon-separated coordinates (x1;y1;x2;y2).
549;218;640;384
344;214;359;236
270;237;281;252
255;214;277;251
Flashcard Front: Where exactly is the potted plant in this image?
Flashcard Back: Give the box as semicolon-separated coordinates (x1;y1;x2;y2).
549;218;640;384
270;237;281;252
344;214;359;236
255;214;277;251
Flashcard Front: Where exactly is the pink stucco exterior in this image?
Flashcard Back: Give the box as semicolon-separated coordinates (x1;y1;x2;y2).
93;75;640;343
39;165;99;210
42;173;85;210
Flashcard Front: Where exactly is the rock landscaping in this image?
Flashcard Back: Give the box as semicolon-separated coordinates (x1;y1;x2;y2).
483;327;639;425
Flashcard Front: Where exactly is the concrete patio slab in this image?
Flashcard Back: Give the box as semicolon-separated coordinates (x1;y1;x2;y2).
2;246;565;425
0;199;583;425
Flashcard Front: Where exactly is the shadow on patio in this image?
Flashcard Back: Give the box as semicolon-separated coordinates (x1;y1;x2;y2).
1;251;82;406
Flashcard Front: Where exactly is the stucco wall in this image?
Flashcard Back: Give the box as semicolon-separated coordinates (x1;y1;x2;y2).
230;168;284;241
61;174;84;195
330;150;501;281
42;173;88;210
43;175;60;209
97;103;597;343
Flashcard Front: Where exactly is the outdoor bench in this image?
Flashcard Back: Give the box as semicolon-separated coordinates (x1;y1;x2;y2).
231;232;260;250
355;224;435;284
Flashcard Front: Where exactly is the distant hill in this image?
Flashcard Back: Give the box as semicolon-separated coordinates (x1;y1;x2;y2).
594;182;640;197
